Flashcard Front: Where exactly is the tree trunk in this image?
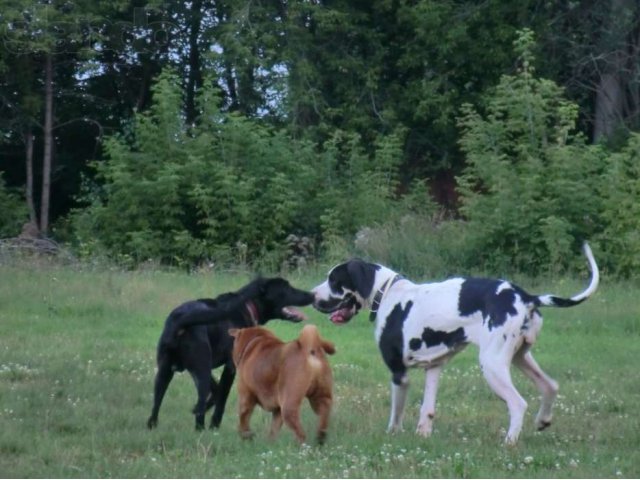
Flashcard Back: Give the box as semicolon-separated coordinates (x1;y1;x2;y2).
40;53;54;234
24;130;38;227
185;0;204;124
594;71;624;142
592;0;637;142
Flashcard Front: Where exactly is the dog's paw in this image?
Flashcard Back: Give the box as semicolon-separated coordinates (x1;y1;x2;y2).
536;419;552;431
415;423;433;438
535;412;553;431
147;417;158;429
386;425;404;435
504;433;520;446
240;430;255;440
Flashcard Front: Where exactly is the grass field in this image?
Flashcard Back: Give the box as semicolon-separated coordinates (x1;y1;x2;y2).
1;261;639;478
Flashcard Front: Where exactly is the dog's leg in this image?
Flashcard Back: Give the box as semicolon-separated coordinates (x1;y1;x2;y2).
416;366;442;437
514;350;559;431
190;368;211;430
387;372;409;433
204;375;219;412
309;396;332;445
210;364;235;429
480;350;527;445
269;410;283;439
238;390;257;440
282;399;307;444
147;362;174;429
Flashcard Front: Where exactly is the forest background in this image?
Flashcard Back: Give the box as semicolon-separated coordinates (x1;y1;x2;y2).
1;0;640;278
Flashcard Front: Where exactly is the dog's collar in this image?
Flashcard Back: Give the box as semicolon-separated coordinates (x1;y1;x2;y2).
369;274;404;322
245;300;260;326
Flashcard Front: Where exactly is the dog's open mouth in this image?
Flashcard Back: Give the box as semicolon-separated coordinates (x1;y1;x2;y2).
329;305;356;325
314;294;359;325
282;307;307;322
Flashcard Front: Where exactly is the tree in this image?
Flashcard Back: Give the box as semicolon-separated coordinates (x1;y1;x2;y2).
533;0;640;142
1;0;106;234
457;30;605;273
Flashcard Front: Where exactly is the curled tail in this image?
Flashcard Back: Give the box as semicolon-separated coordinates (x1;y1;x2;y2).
537;242;600;307
298;324;336;359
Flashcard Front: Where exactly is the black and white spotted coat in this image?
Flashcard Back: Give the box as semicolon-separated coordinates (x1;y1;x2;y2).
312;244;599;444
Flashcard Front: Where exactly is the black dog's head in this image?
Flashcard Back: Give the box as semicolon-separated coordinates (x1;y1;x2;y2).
311;259;380;325
241;277;315;324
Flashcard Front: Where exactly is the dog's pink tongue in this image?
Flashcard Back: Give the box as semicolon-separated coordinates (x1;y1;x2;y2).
284;307;307;321
330;309;349;324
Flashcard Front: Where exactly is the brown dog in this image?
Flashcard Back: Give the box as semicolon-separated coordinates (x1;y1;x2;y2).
229;325;335;444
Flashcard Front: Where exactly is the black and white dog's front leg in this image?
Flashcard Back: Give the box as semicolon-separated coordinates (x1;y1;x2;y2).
416;365;443;437
387;370;409;433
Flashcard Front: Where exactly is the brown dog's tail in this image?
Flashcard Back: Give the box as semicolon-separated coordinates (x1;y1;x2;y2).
298;324;335;361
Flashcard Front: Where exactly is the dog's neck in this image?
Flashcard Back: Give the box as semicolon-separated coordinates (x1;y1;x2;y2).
235;334;263;366
368;266;403;303
369;267;405;322
244;300;260;326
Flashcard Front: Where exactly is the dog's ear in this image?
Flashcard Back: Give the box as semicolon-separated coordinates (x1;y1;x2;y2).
228;328;240;338
321;340;336;355
347;259;378;299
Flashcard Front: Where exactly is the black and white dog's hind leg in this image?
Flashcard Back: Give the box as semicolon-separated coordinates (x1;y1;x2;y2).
513;349;559;431
479;339;529;445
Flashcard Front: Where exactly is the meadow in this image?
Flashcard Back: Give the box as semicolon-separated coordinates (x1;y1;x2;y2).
1;260;639;478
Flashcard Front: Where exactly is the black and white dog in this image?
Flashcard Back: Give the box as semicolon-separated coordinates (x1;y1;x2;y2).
147;277;314;431
312;244;599;444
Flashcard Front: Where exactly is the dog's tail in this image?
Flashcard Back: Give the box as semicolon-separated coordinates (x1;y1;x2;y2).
160;294;248;347
298;324;335;362
537;242;600;307
172;305;230;331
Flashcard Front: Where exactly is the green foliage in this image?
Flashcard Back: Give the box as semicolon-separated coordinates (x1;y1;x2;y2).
353;213;478;280
596;133;640;277
70;70;410;268
455;30;606;274
322;28;640;280
62;28;640;278
0;173;27;237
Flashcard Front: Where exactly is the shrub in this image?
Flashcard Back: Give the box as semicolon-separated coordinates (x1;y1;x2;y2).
0;173;28;238
352;212;478;279
70;70;411;268
596;133;640;277
456;29;605;275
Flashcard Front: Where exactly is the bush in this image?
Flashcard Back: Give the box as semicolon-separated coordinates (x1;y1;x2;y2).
70;70;412;269
596;133;640;277
353;212;479;279
0;173;28;238
455;29;606;275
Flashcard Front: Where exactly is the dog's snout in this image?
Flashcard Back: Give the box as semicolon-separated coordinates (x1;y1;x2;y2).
310;286;322;304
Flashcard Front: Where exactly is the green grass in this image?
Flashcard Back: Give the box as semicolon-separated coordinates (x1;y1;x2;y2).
1;262;639;478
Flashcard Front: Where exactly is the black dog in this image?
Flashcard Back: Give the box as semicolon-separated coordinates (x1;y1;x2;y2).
147;277;314;430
